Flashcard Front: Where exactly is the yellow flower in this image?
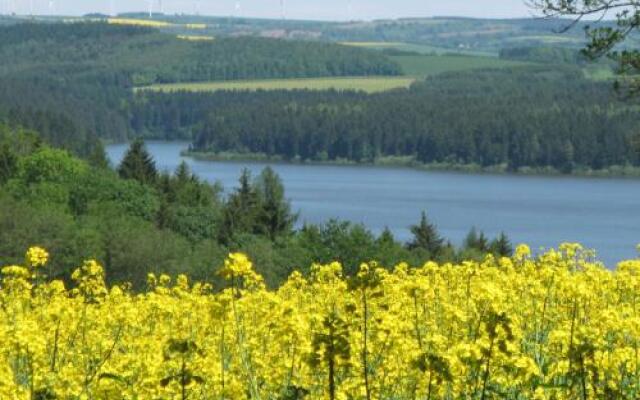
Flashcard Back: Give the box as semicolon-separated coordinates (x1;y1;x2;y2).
25;246;49;268
0;244;637;399
219;252;254;280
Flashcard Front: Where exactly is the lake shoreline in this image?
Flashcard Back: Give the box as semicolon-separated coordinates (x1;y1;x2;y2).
183;150;640;180
105;141;640;265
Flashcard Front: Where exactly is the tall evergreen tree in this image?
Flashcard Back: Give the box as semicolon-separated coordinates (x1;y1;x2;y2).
88;141;110;170
407;211;445;256
464;227;489;252
218;168;261;244
255;166;298;240
490;232;514;257
117;138;157;185
376;227;396;246
175;161;191;184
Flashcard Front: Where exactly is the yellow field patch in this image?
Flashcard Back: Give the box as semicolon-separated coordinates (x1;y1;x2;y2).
185;23;207;29
107;18;173;28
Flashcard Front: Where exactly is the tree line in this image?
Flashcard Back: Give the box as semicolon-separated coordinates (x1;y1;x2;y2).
153;66;639;173
0;126;512;289
0;21;401;156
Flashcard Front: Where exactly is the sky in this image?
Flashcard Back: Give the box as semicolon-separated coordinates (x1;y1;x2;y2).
1;0;536;21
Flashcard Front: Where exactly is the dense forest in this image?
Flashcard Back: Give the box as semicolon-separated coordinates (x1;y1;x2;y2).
0;22;401;84
0;22;400;150
0;21;637;175
0;123;511;288
137;67;640;173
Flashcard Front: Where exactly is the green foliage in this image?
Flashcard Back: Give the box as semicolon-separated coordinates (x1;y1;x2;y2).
407;212;445;258
17;147;87;185
464;227;490;253
0;142;16;184
392;54;529;77
532;0;640;93
117;139;158;185
218;169;261;244
297;221;377;276
183;66;640;173
460;229;514;260
0;21;401;150
255;167;298;240
0;127;516;290
490;232;514;257
499;46;585;64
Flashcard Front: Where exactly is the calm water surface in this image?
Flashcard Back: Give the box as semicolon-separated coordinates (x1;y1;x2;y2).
107;141;640;266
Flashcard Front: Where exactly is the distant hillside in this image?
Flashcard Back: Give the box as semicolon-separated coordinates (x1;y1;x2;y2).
75;14;639;55
5;14;635;56
0;22;401;85
0;21;401;145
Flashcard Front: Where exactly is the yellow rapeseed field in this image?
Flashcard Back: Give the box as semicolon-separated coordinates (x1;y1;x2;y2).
107;18;174;28
1;244;640;399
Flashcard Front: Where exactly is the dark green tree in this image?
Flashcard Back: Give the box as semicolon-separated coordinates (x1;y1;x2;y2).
407;212;445;257
218;169;261;244
175;161;191;184
0;143;17;184
88;141;110;170
464;227;489;253
490;232;514;257
376;227;396;247
117;139;157;185
255;167;298;240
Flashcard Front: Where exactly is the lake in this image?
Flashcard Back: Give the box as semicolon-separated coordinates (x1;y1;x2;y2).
106;141;640;266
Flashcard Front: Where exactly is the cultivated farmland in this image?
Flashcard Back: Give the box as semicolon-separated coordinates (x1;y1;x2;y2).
141;76;416;93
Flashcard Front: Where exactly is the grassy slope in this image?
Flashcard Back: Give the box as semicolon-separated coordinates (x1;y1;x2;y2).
141;76;416;93
391;54;531;77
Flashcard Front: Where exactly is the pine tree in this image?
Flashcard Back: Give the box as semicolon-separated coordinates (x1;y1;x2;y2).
464;227;489;252
218;168;261;244
255;166;298;240
175;161;191;184
117;138;157;185
88;141;109;169
376;227;395;246
490;232;514;257
407;212;444;257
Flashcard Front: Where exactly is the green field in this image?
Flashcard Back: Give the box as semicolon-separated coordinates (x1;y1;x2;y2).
140;76;416;93
391;55;532;77
140;54;531;93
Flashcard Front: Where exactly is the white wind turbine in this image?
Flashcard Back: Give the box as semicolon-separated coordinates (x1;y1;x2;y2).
279;0;285;19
